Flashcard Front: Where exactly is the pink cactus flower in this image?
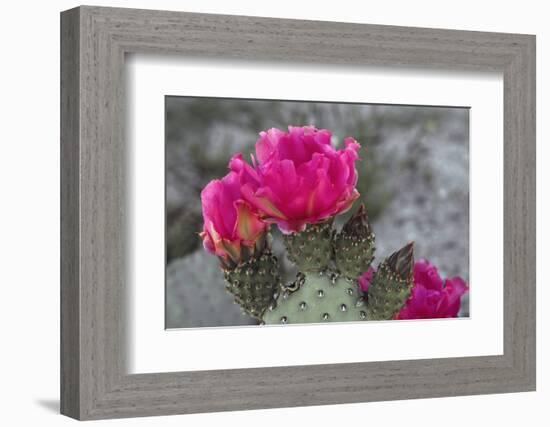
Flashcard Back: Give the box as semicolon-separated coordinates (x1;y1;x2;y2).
396;259;469;320
358;267;376;293
234;126;361;233
200;170;267;263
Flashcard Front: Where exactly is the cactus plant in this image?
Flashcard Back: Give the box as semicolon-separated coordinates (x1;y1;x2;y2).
365;242;414;320
283;220;335;272
197;125;467;325
263;270;367;324
333;204;375;280
263;237;414;325
223;247;281;319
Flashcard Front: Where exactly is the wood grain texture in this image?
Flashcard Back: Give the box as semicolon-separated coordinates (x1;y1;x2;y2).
60;5;536;420
60;7;81;419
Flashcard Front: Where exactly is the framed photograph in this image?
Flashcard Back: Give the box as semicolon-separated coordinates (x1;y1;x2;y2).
60;6;535;420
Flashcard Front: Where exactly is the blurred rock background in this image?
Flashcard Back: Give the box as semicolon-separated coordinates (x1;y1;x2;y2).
165;97;469;328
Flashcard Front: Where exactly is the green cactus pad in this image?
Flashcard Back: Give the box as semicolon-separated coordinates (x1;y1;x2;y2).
333;204;375;280
366;242;414;320
224;250;281;319
283;220;335;272
262;270;367;325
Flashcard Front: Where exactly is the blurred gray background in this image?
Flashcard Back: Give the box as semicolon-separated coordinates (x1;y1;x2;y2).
165;96;469;329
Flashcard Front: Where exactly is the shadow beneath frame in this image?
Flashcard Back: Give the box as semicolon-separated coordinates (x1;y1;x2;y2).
35;399;59;414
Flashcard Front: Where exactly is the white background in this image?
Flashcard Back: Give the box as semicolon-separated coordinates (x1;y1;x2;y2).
128;57;503;373
0;0;547;426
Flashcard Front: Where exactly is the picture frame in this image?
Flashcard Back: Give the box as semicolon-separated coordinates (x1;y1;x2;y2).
60;5;536;420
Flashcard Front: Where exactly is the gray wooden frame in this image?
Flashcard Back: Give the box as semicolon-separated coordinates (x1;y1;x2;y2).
60;5;536;420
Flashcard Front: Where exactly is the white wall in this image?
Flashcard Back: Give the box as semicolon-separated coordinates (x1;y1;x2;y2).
0;0;547;425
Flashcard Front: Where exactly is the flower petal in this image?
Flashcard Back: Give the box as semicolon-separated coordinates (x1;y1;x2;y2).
249;126;361;233
413;259;443;290
233;200;267;244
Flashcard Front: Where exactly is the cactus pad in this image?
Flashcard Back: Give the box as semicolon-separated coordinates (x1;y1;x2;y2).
366;242;414;320
262;270;367;324
333;204;375;280
223;250;282;319
283;220;335;272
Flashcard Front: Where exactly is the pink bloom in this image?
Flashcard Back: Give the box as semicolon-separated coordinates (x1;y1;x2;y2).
200;170;267;263
358;267;376;293
235;126;361;233
396;259;469;320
